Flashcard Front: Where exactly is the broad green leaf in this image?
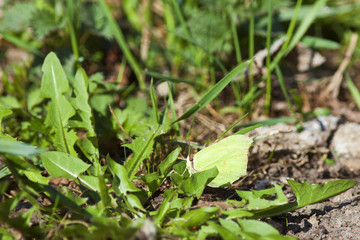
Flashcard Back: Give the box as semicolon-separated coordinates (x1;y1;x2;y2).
221;208;253;219
106;155;141;195
40;52;71;98
124;124;170;180
40;52;77;156
127;194;146;212
206;221;241;240
0;138;44;157
288;179;357;208
219;219;243;236
41;151;90;179
0;96;21;109
0;167;11;179
0;107;12;126
236;184;288;210
78;175;100;192
188;135;252;187
27;88;44;116
24;169;50;185
180;207;219;229
174;60;251;123
237;219;296;240
159;147;181;177
180;167;219;198
249;179;357;219
154;189;177;226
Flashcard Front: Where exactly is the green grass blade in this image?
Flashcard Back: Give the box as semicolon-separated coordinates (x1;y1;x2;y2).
173;60;251;123
234;124;263;135
217;113;248;141
150;79;159;124
281;0;303;51
0;138;44;157
66;0;79;64
0;31;42;56
145;71;198;86
248;3;255;90
265;0;273;115
167;82;179;134
98;0;145;91
275;64;296;117
236;117;296;128
285;0;328;55
346;73;360;110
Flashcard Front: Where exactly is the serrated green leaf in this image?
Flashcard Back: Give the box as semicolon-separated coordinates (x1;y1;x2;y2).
248;179;357;219
180;167;219;198
40;52;77;156
0;2;36;32
236;184;288;210
288;179;357;208
106;155;140;195
124;124;170;180
70;68;96;136
31;9;65;40
41;151;90;179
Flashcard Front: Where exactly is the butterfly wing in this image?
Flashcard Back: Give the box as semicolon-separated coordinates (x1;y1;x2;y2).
193;135;252;187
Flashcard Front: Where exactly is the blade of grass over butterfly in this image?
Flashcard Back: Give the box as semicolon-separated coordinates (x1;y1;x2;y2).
346;73;360;110
173;60;251;123
98;0;145;91
235;117;296;128
234;124;263;135
217;113;248;141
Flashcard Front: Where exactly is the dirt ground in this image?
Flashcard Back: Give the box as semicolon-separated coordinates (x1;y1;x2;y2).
249;117;360;239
